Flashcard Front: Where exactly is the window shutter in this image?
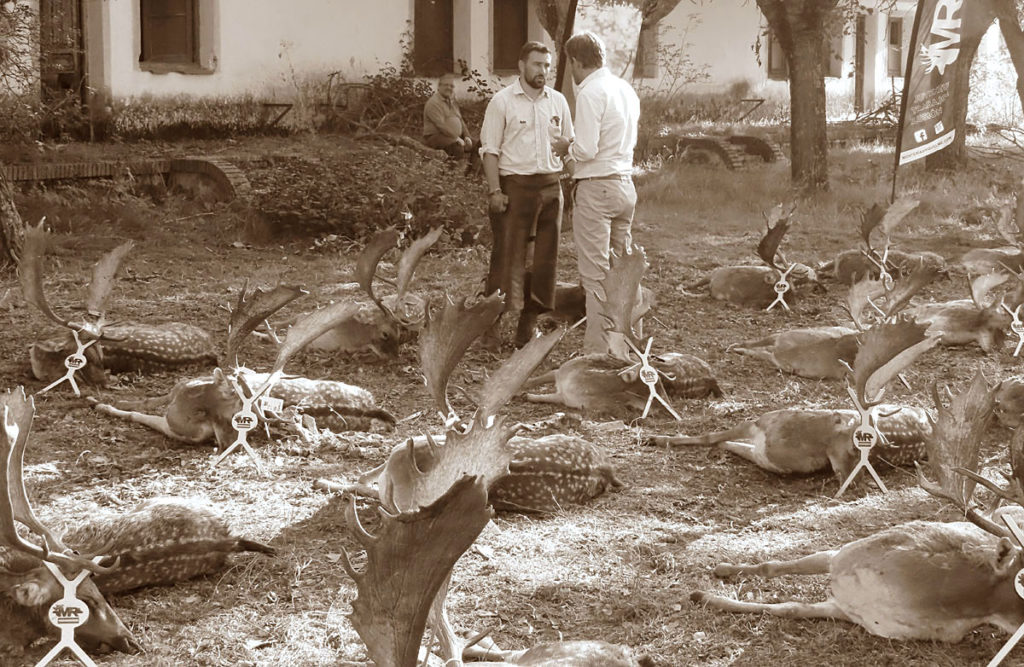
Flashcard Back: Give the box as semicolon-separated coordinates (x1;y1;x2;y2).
140;0;196;64
493;0;529;71
414;0;454;76
887;18;904;77
766;31;788;80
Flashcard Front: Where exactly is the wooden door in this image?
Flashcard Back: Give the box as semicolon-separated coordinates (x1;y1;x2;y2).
38;0;84;99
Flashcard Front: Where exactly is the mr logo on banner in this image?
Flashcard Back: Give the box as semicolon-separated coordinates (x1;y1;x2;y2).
897;0;963;165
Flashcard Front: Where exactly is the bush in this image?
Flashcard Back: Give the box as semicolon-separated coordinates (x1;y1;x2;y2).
245;142;485;243
107;95;280;141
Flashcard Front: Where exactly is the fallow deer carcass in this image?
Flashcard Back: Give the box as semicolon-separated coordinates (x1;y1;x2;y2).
21;222;217;387
0;387;137;655
906;273;1019;353
525;245;721;416
960;197;1024;276
260;226;442;359
649;318;939;482
91;284;396;449
683;203;822;309
338;294;645;666
729;326;860;380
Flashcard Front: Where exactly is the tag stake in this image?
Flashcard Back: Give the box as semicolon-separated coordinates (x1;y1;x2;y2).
36;558;106;667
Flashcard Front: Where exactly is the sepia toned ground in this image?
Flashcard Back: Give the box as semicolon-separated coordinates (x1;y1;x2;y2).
2;136;1022;666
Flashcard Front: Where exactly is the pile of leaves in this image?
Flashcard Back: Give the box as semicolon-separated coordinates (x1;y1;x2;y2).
244;142;486;242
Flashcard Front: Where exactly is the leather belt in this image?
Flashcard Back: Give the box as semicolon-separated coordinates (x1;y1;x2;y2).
575;174;632;182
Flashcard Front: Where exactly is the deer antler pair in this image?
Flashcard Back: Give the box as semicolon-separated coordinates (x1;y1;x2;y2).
355;226;443;328
756;203;797;271
845;264;939;330
0;387;114;574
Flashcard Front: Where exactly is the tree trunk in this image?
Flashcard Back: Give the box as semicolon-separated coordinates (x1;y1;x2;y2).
989;0;1024;115
757;0;837;193
554;0;579;94
0;164;25;273
787;28;831;191
925;3;996;171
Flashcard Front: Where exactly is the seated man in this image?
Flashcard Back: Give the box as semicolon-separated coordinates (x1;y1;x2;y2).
423;73;476;163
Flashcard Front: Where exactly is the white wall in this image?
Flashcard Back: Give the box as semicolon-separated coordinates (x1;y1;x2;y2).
90;0;410;101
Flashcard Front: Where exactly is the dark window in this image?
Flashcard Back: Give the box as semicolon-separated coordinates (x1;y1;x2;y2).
493;0;529;71
823;27;843;78
765;31;788;80
414;0;454;76
140;0;197;64
888;17;904;77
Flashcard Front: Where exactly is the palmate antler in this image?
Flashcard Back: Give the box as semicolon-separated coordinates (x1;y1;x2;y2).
356;226;444;327
850;316;938;408
20;219;132;335
756;203;796;271
845;265;938;330
344;292;564;666
596;244;649;354
860;197;920;255
0;387;114;574
224;281;308;364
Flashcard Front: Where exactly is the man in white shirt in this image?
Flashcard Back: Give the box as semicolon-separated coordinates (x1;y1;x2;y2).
478;41;574;349
552;31;641;355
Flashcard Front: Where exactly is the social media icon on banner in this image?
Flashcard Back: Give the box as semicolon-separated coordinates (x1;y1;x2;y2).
934;121;944;134
914;129;928;143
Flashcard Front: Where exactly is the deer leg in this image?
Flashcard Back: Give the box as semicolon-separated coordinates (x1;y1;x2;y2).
647;422;756;448
521;370;557;391
108;392;174;412
691;591;852;623
524;391;569;405
713;550;837;578
90;402;198;443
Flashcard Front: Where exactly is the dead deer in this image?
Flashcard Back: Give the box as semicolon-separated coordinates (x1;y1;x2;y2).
692;519;1024;642
338;293;644;666
91;284;396;449
260;226;442;358
729;326;860;380
684;203;823;309
960;201;1024;276
907;273;1020;353
0;387;137;654
526;246;721;415
20;222;219;387
651;318;939;482
995;375;1024;428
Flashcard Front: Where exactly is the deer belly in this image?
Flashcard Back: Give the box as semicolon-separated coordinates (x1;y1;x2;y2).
754;412;838;474
830;553;1004;641
708;267;775;308
775;329;857;379
911;303;989;346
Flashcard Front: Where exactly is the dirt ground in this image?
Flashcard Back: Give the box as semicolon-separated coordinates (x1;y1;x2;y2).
2;135;1024;667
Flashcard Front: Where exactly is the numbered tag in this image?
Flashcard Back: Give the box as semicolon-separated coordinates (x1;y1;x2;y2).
48;599;88;629
231;410;258;432
259;396;284;414
64;354;86;370
774;280;789;295
1014;321;1024;336
639;366;658;386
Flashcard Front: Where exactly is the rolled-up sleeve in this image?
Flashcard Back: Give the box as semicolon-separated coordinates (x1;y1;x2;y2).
479;93;505;157
568;90;600;163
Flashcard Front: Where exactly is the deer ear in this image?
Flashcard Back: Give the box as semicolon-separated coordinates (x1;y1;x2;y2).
993;537;1021;577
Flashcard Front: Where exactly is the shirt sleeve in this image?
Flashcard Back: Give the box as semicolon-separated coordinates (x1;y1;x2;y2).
559;94;574;141
479;93;505;157
568;89;601;163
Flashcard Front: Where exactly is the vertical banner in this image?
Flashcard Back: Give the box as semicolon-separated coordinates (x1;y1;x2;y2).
896;0;964;165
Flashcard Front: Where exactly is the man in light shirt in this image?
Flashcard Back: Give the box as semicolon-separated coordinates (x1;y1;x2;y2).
479;41;574;349
552;31;641;355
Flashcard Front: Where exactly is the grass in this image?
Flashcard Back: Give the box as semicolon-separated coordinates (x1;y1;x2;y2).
2;137;1024;666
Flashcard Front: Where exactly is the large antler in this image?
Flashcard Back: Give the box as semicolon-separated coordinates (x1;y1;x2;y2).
921;370;995;505
596;244;649;353
846;265;938;329
394;226;443;306
342;476;492;667
418;293;504;421
355;227;402;321
756;203;795;270
851;317;938;408
860;197;920;253
85;240;133;319
0;387;113;573
224;281;308;364
969;272;1009;310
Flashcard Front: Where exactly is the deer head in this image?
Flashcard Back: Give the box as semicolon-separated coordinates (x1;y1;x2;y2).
21;220;133;387
344;291;565;666
0;386;137;652
846;264;939;330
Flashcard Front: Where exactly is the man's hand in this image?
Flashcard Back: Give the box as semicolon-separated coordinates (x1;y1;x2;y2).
488;191;509;214
551;136;571;158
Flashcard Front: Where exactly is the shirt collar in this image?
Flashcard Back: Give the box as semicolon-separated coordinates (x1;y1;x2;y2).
515;79;550;98
578;67;610;91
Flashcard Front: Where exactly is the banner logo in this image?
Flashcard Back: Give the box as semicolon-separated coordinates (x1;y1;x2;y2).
920;0;962;75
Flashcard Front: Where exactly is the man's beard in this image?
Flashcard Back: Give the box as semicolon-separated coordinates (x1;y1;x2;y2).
525;74;546;90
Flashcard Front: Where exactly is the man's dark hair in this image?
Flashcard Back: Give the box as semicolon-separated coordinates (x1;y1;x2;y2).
519;41;551;62
564;31;606;69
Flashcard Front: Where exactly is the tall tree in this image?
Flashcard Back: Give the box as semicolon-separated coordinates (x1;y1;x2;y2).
635;0;687;77
756;0;840;193
0;164;25;273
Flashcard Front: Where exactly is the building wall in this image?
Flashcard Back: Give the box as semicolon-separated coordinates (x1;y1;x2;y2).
88;0;410;101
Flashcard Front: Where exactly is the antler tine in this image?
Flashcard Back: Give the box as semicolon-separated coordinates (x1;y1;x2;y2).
0;388;113;574
343;474;492;667
394;226;443;305
419;293;504;422
355;227;401;320
86;241;133;319
596;244;648;352
917;463;1010;539
225;281;308;365
19;219;76;331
